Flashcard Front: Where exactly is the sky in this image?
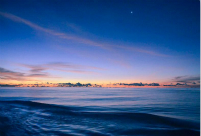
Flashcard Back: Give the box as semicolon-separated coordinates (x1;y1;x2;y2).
0;0;200;86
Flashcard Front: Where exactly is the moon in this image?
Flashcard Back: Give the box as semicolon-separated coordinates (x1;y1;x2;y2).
131;11;133;14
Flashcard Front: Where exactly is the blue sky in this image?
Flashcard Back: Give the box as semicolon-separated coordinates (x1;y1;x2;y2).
0;0;200;85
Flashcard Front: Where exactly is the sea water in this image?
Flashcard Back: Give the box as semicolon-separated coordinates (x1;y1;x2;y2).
0;87;200;136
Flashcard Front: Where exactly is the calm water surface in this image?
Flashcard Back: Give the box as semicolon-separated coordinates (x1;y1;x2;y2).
0;87;200;136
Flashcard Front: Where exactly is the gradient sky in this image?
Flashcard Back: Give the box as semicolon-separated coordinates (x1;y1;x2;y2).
0;0;200;85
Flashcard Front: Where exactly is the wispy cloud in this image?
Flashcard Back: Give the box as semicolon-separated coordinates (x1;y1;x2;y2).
16;62;105;74
0;67;50;81
0;11;168;57
17;64;48;73
0;11;107;48
56;69;98;74
0;67;24;78
0;62;104;81
45;62;105;71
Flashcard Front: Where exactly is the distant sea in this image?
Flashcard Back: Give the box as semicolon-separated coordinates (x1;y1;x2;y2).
0;87;200;136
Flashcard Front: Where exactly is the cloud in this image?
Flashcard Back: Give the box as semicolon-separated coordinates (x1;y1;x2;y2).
0;11;168;57
0;63;102;82
55;69;97;74
176;83;186;86
17;64;48;73
45;62;105;70
0;67;33;81
30;68;47;73
0;67;24;77
0;11;107;48
115;82;160;86
174;76;187;80
0;67;50;81
173;75;200;83
28;74;48;77
16;62;104;74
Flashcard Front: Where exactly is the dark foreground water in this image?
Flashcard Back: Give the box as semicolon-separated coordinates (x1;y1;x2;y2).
0;87;200;136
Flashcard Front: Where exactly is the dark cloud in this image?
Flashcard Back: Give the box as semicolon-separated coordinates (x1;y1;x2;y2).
176;83;185;85
163;84;176;86
173;75;200;83
174;76;187;80
57;82;93;87
116;82;160;86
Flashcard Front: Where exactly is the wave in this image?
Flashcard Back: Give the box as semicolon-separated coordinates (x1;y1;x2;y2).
0;100;199;136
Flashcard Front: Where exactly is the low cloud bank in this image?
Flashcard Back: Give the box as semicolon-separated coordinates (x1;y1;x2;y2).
113;82;160;86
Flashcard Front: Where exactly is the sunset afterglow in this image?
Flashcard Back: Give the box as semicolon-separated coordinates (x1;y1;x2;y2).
0;0;199;87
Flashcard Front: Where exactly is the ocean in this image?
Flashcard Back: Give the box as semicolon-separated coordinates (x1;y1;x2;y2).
0;87;200;136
